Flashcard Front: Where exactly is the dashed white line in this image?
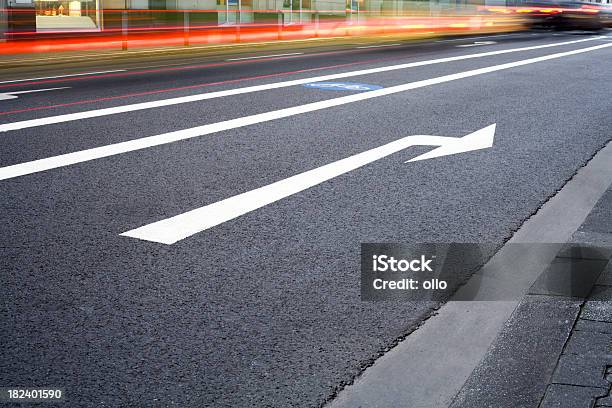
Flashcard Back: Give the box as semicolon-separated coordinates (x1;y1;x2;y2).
0;41;610;182
225;52;305;61
356;43;402;49
0;87;71;101
435;33;518;43
457;41;497;48
0;70;127;85
0;36;603;134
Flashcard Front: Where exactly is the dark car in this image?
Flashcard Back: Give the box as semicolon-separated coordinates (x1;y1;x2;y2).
601;4;612;27
524;0;606;30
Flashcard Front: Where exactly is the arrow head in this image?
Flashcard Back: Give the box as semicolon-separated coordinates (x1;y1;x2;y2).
407;123;496;163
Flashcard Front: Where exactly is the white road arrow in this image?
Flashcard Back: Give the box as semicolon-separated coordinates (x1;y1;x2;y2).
0;87;70;101
121;124;496;245
406;124;496;162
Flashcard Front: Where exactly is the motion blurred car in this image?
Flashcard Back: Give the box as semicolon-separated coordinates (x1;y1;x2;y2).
523;0;606;31
601;4;612;27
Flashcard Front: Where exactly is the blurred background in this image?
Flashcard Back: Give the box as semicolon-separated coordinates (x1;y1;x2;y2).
0;0;609;57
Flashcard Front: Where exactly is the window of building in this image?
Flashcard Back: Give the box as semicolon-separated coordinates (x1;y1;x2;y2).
34;0;100;31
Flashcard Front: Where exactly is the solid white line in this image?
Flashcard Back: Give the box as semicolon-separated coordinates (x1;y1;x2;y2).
225;52;304;61
121;135;458;244
356;43;402;49
0;36;603;134
0;70;127;85
0;41;609;183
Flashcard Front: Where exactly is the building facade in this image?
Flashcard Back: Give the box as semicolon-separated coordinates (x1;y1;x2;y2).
0;0;482;37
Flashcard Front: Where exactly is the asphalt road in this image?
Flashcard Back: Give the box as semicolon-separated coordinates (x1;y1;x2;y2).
1;30;612;407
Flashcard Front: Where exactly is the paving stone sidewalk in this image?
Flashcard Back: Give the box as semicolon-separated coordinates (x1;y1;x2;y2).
451;188;612;408
540;188;612;408
539;272;612;407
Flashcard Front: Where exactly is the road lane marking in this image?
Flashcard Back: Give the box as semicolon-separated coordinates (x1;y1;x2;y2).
303;82;383;91
0;42;610;182
0;70;127;85
0;87;71;101
121;125;496;244
456;41;497;48
356;43;402;49
0;59;386;116
0;49;382;91
225;52;304;61
0;36;603;134
435;34;517;43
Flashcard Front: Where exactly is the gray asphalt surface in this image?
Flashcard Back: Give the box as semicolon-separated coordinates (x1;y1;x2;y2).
1;30;612;407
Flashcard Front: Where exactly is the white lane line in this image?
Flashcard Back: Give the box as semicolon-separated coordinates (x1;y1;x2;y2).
0;87;71;101
121;126;495;244
225;52;304;61
457;41;497;48
0;36;602;134
435;34;517;43
0;70;127;85
356;43;403;49
0;41;610;183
